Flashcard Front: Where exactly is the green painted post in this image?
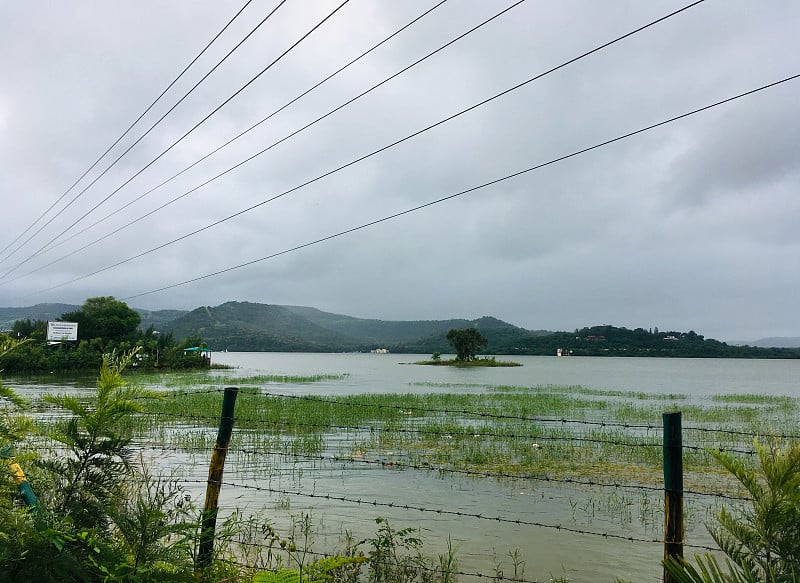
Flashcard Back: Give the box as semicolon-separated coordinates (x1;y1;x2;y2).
663;411;684;582
197;386;239;570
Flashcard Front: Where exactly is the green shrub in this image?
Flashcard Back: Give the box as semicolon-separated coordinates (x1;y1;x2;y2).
664;440;800;582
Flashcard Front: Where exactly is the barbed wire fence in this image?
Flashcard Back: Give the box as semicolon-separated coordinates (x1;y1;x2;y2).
27;383;795;582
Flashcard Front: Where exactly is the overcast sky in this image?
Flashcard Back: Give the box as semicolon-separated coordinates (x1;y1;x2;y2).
1;0;798;341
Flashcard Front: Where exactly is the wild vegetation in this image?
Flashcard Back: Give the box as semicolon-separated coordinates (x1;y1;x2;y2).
142;374;798;580
415;356;522;367
0;348;465;582
131;381;798;494
0;348;227;581
0;296;209;373
4;345;799;581
664;440;800;582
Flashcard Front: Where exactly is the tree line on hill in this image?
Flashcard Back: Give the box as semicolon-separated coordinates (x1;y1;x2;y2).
2;299;798;359
389;324;800;359
491;325;800;358
0;297;209;373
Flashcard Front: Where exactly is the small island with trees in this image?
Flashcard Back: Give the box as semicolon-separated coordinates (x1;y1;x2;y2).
416;328;521;367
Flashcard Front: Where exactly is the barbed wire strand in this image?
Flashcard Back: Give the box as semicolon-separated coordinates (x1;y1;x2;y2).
175;477;720;552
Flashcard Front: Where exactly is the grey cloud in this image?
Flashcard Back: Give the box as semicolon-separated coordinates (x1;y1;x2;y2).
1;0;799;341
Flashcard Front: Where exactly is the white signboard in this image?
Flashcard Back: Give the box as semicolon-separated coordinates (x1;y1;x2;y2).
47;321;78;342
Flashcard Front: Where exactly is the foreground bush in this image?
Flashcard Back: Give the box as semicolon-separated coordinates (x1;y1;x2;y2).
664;440;800;583
0;350;224;582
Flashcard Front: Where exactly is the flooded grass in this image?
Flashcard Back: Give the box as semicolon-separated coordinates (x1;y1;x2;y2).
122;370;800;501
710;393;794;405
23;362;800;583
130;371;348;391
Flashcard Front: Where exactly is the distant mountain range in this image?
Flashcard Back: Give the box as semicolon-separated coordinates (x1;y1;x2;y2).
2;301;799;354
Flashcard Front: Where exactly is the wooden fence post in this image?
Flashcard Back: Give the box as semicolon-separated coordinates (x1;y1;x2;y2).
196;386;239;570
663;411;684;582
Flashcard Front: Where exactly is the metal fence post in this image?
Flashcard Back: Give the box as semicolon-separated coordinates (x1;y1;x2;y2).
663;411;684;582
197;386;239;570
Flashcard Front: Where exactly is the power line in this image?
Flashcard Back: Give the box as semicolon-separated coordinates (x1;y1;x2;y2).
0;0;327;277
20;0;450;264
1;1;291;275
4;0;512;286
117;72;798;301
0;0;256;263
24;0;707;296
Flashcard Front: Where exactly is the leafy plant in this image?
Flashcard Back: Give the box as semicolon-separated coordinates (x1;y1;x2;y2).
358;517;458;583
252;516;364;583
253;556;360;583
663;555;760;583
102;469;197;582
664;440;800;583
39;348;157;530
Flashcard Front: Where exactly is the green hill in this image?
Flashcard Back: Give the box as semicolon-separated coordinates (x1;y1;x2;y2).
163;302;535;353
282;306;535;345
162;306;800;358
492;325;800;359
164;302;363;352
136;308;190;331
4;301;798;358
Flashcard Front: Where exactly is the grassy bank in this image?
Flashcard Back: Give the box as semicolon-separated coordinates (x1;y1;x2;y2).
414;357;522;367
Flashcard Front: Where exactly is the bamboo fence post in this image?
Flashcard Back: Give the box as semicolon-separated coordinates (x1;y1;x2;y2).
197;386;239;570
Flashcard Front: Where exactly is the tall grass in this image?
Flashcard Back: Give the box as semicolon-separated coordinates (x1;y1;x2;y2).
124;370;800;498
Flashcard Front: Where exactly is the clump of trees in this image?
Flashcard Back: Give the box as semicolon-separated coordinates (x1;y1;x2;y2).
0;296;207;373
446;328;488;362
60;296;141;345
418;328;519;366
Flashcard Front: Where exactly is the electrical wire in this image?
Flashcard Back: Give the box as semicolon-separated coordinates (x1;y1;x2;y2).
1;0;347;278
114;72;798;300
22;0;709;297
0;0;256;262
3;0;515;286
18;0;451;266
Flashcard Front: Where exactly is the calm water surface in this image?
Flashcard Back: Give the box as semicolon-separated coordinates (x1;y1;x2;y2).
210;352;800;397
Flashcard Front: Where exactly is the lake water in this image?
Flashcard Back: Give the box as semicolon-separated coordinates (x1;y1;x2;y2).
8;353;799;582
209;352;800;397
